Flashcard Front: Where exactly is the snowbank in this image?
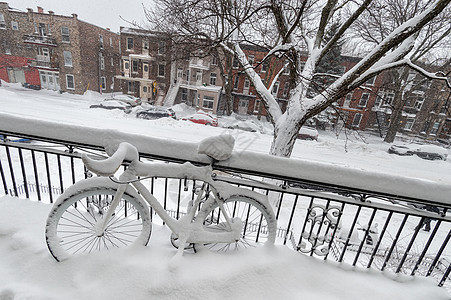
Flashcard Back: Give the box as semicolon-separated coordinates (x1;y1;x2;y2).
0;196;448;300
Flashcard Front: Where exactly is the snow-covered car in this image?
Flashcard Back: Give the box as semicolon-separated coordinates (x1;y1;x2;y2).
388;144;448;161
89;100;132;114
136;106;176;120
105;94;142;106
181;111;218;126
297;126;319;141
223;120;261;132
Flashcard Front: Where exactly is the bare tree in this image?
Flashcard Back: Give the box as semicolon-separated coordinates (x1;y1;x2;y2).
352;0;451;143
146;0;451;157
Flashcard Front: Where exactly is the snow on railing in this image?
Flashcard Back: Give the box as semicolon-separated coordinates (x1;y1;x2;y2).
0;118;450;289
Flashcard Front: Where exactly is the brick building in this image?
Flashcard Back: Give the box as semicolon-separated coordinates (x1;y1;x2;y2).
0;2;120;94
117;27;224;112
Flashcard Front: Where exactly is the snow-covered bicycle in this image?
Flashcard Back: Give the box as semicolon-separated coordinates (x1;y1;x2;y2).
45;135;277;261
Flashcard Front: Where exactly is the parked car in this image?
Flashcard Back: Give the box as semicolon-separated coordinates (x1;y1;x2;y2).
105;94;142;106
89;100;132;113
181;111;218;127
223;120;261;132
297;126;319;141
136;106;176;120
388;144;448;161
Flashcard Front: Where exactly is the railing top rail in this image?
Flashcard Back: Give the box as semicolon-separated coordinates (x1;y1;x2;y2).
1;113;450;207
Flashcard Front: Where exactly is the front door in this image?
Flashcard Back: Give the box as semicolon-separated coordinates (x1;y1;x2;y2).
140;83;151;101
238;99;248;115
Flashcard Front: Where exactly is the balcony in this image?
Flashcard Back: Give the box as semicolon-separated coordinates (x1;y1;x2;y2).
189;57;210;70
23;34;57;47
0;113;450;294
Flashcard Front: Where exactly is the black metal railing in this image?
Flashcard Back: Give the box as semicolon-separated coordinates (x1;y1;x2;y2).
0;132;450;291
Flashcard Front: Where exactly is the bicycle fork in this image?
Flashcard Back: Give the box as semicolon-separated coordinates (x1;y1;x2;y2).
95;183;128;237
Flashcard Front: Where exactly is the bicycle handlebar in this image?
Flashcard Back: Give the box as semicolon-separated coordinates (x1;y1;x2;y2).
82;142;139;176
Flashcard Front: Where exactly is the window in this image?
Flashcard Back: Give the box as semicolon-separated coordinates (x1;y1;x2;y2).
181;88;188;101
110;37;113;47
99;34;104;47
196;70;202;82
143;63;149;72
0;13;5;29
66;74;75;89
63;51;73;67
386;93;395;105
47;24;51;36
283;60;290;74
185;70;190;81
352;113;362;127
158;64;165;77
261;60;268;72
127;37;133;50
127;81;134;93
232;57;239;69
248;55;254;65
158;41;165;55
38;23;46;36
111;57;114;66
374;93;383;107
430;122;440;135
404;117;415;130
61;26;70;42
100;55;105;70
124;60;129;70
254;100;261;112
210;73;217;85
211;55;217;66
132;60;138;73
202;96;214;109
414;97;424;110
177;68;183;78
283;82;290;97
244;79;250;89
100;77;106;90
142;41;149;51
11;21;18;30
233;76;239;89
272;81;280;96
358;93;369;107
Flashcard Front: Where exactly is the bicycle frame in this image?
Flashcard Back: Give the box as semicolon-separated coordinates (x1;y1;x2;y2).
95;158;243;251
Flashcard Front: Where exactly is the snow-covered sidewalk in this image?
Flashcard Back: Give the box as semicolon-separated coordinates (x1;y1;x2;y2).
0;196;448;300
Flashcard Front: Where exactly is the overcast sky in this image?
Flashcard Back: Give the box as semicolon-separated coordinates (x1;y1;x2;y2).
5;0;150;32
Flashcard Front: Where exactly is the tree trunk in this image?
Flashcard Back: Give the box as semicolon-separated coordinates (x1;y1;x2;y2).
269;115;303;157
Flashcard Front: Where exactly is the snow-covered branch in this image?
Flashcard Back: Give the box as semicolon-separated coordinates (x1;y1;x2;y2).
406;59;451;88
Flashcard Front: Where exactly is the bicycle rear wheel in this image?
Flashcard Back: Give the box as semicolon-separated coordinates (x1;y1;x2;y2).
46;179;152;261
197;195;276;252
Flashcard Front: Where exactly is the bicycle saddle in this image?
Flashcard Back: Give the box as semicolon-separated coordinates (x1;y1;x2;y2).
198;134;235;161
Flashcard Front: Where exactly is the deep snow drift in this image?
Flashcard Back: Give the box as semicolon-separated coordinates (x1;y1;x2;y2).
0;196;448;300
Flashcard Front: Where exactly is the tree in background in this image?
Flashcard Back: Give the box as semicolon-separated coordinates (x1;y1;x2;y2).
146;0;450;157
352;0;451;143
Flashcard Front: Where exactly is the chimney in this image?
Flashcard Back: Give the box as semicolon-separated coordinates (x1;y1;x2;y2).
72;13;78;19
106;28;110;31
37;6;43;13
27;8;33;21
48;11;54;15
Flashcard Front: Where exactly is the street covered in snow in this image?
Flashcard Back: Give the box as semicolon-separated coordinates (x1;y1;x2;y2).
0;83;450;299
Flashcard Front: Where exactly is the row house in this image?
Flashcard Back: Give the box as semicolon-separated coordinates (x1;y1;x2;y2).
0;2;120;94
225;47;383;132
368;68;450;142
116;27;171;104
117;27;223;113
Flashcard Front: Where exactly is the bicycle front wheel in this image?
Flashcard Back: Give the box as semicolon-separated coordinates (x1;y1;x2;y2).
198;195;276;252
46;179;152;261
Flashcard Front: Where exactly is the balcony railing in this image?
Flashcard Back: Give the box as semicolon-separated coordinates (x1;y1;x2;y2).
0;127;450;291
23;34;57;47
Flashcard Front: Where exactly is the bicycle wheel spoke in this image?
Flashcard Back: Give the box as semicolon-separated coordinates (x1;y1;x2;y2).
46;185;151;261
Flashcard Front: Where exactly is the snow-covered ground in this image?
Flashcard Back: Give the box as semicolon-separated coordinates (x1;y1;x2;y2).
0;83;450;299
0;196;448;300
